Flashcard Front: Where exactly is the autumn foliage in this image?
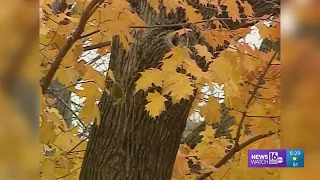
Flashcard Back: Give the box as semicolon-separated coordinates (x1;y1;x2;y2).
40;0;280;179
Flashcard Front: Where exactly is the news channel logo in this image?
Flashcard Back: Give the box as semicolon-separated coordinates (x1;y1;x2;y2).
248;149;304;168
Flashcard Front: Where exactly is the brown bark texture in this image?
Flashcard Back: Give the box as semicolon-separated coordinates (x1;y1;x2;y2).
79;0;280;179
79;30;195;180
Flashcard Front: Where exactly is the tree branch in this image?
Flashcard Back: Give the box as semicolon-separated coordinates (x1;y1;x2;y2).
196;51;279;180
234;51;278;149
56;167;81;180
47;89;85;127
55;80;94;91
83;41;111;51
80;29;100;39
41;0;104;95
245;115;280;119
129;17;279;29
67;137;88;154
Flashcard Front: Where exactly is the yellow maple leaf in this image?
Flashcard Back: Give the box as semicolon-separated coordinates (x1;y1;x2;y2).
242;1;254;18
208;56;235;84
135;68;164;93
148;0;181;13
42;108;68;131
59;167;79;180
162;46;191;72
55;132;88;153
229;110;246;127
88;1;146;50
40;158;55;180
199;0;219;6
247;101;266;116
199;97;222;125
189;93;205;116
172;148;192;180
195;125;228;168
145;91;168;118
83;65;106;90
162;72;195;103
193;44;214;63
238;51;258;74
257;22;280;41
147;0;161;13
201;28;231;49
40;122;56;144
248;102;280;134
183;58;205;78
230;28;251;38
72;41;83;61
180;1;203;23
55;67;79;87
74;82;101;100
258;82;280;99
54;153;75;175
78;97;100;124
200;125;216;144
40;92;46;112
224;77;248;111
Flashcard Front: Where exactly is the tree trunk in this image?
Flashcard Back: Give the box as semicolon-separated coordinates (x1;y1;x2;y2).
80;29;195;179
79;0;280;179
48;80;73;127
79;1;202;178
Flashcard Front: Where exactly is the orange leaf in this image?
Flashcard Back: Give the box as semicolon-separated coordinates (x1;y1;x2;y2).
193;44;214;63
242;1;254;17
258;23;280;41
222;0;241;22
74;60;87;76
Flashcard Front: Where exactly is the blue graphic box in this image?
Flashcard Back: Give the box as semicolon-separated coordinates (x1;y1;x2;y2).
248;150;286;167
286;149;304;168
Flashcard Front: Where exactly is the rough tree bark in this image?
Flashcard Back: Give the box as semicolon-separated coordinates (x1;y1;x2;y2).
48;80;73;127
79;0;280;179
80;26;200;180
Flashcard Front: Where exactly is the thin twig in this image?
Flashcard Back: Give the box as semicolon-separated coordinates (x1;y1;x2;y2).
220;167;230;180
254;95;278;100
80;29;100;39
129;17;279;29
88;55;102;65
55;80;94;91
83;41;111;51
67;137;88;154
56;167;81;180
47;89;85;127
67;149;86;154
245;115;280;119
56;125;77;136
